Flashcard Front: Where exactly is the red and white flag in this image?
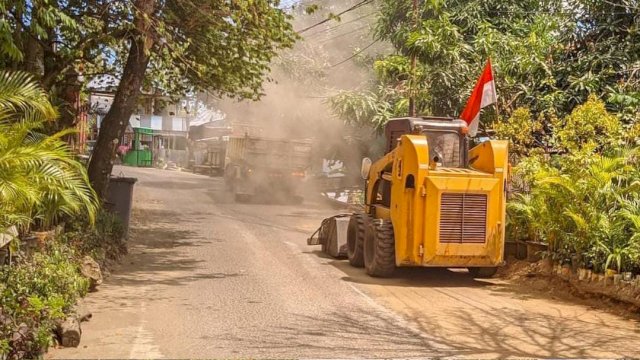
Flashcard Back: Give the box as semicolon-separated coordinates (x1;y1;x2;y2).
460;59;497;136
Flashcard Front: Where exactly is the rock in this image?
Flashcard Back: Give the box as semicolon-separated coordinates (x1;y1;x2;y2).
80;256;103;291
12;323;29;342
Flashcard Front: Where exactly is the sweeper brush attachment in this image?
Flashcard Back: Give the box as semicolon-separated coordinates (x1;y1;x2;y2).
307;214;352;258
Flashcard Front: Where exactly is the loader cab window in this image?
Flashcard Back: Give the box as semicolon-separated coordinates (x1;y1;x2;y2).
424;131;462;168
373;179;392;208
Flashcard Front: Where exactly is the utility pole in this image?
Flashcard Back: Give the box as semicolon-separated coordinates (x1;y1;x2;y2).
408;0;419;117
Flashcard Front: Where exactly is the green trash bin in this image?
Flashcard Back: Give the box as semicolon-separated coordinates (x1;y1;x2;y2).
105;176;138;237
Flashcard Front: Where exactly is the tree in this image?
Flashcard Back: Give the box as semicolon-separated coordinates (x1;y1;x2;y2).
86;0;297;199
332;0;640;131
0;1;297;198
0;0;129;132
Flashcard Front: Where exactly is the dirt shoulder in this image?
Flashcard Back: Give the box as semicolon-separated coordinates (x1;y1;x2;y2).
498;258;640;320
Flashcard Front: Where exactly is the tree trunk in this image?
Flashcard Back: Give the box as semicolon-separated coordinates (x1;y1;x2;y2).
88;0;156;199
56;317;81;347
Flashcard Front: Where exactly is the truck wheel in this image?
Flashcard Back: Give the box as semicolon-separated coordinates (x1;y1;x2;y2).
468;267;498;278
234;193;251;203
347;213;367;267
224;173;232;190
364;220;395;277
224;165;236;190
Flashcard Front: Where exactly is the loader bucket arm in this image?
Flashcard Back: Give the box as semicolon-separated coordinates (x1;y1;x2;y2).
468;140;509;175
364;150;395;208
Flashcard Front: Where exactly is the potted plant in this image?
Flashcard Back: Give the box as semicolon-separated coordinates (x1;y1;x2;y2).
561;259;572;279
613;273;622;285
597;241;633;280
526;241;549;262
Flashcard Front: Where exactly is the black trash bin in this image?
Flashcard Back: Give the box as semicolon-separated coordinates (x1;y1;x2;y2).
105;176;138;237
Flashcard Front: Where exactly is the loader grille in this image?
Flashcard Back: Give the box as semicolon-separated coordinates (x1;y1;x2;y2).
439;193;487;243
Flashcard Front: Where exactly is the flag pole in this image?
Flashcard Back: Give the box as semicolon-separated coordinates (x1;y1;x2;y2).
492;57;500;121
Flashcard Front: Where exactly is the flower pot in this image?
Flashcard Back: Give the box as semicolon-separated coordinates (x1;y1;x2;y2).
505;241;528;260
526;241;548;262
32;230;55;249
578;268;587;281
571;255;581;273
613;274;622;285
552;263;560;275
622;272;633;282
605;268;617;277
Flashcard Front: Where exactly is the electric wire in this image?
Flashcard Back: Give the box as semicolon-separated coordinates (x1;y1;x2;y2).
303;11;377;39
296;0;373;34
329;39;379;68
317;24;371;44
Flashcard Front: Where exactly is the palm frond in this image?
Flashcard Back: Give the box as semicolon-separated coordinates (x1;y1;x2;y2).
0;72;57;121
0;70;97;230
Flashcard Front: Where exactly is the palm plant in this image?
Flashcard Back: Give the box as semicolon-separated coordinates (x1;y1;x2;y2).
0;71;98;234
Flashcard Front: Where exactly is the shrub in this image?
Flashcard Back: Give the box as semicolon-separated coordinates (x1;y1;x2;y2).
61;210;127;266
506;96;640;271
0;240;89;359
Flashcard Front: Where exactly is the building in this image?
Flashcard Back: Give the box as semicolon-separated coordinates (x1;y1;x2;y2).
89;90;204;167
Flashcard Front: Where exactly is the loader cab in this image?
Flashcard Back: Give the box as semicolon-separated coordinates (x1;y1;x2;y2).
384;117;469;168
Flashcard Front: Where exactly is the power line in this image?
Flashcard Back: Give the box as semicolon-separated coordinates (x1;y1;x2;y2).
304;11;377;39
329;40;379;68
318;24;371;43
296;0;373;34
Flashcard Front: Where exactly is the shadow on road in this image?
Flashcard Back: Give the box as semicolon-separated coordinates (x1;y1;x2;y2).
93;204;239;308
217;307;441;358
217;300;637;358
306;249;493;288
335;261;493;288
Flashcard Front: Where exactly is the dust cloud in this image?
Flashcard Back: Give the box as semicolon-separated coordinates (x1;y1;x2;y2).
215;0;382;179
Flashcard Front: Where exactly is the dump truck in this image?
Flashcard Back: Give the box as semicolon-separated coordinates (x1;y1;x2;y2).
309;117;509;278
224;135;312;203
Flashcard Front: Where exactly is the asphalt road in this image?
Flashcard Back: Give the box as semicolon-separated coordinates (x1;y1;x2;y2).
49;167;640;359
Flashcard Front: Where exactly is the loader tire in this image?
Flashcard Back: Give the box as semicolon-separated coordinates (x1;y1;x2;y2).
468;267;498;278
364;219;395;277
347;213;367;267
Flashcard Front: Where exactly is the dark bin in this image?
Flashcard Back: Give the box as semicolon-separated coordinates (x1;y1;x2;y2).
105;176;138;236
